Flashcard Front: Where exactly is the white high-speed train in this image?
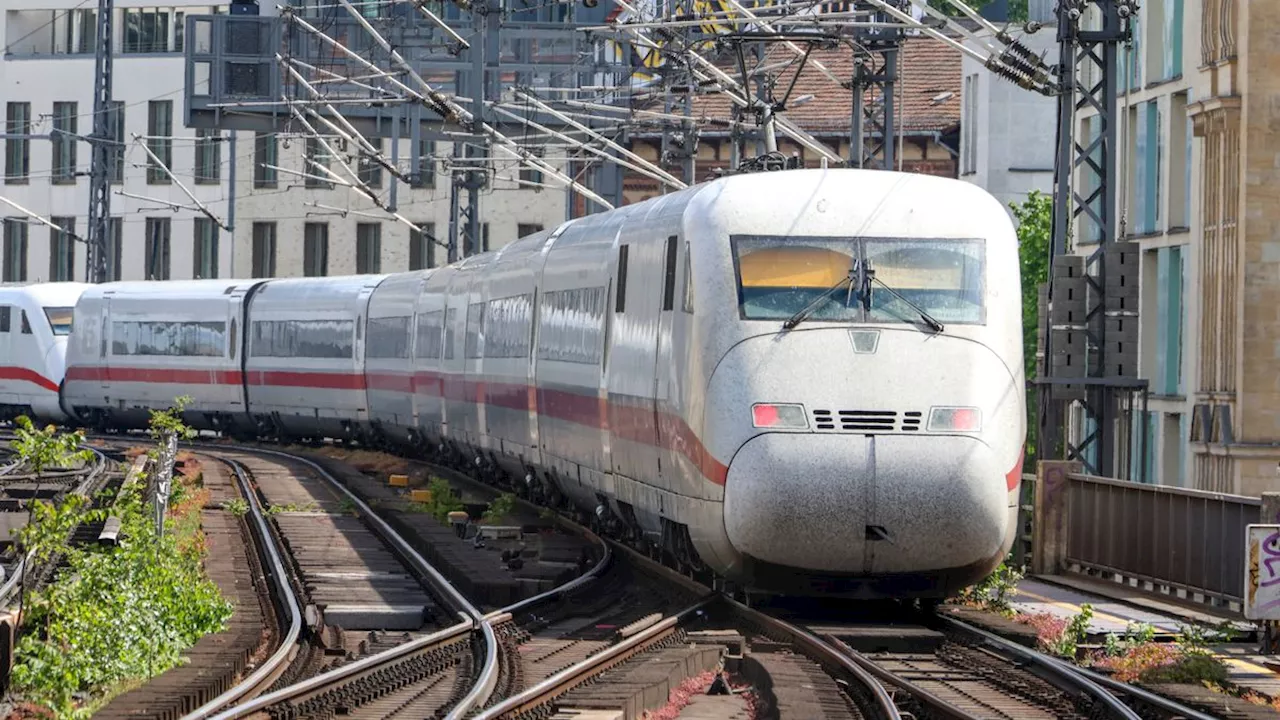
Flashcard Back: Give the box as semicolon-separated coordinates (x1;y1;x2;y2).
57;168;1025;599
0;283;92;424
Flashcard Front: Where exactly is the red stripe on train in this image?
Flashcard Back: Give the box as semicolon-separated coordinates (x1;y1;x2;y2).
68;365;730;485
0;366;60;393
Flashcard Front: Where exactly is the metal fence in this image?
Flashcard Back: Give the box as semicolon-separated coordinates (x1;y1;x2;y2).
1064;473;1260;603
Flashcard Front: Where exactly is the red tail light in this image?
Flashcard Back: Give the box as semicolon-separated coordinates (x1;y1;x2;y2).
751;403;808;429
928;406;982;432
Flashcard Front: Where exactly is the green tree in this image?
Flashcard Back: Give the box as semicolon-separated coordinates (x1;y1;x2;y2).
1010;190;1052;462
9;416;92;477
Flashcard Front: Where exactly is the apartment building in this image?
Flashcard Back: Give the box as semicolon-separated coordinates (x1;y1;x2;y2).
0;0;568;283
1066;0;1280;496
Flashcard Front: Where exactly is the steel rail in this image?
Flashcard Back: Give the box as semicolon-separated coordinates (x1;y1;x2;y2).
0;445;108;607
941;615;1142;720
823;634;982;720
472;595;720;720
184;457;305;720
727;601;903;720
184;442;613;720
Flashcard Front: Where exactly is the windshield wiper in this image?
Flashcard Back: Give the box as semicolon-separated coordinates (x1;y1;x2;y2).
781;274;852;330
868;274;945;333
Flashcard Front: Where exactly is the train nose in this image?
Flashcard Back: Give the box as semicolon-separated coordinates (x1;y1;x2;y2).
722;433;1009;575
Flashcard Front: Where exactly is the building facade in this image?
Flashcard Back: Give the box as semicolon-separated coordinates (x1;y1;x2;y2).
1064;0;1280;496
1;0;571;283
958;25;1057;216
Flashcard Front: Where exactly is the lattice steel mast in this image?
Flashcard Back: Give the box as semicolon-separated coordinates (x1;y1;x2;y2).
1038;0;1141;479
86;0;115;283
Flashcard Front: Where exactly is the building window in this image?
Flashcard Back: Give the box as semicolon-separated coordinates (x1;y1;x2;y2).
519;147;544;187
251;221;276;277
303;222;328;276
123;8;181;53
49;217;75;281
304;136;332;188
358;138;383;189
1163;0;1184;79
147;100;173;184
356;223;381;273
52;101;78;184
411;138;435;188
1155;245;1184;396
106;217;122;281
254;133;277;188
106;101;125;184
194;217;219;278
2;219;28;282
482;223;490;252
144;217;171;280
409;222;436;270
53;9;97;54
517;223;543;239
4;103;31;184
1134;100;1161;235
195;128;220;184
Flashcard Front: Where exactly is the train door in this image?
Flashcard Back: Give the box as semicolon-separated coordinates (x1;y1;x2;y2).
354;284;376;419
226;293;244;413
653;235;679;488
98;294;113;395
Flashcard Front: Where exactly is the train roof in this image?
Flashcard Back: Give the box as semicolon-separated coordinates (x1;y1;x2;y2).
78;279;265;301
0;282;94;306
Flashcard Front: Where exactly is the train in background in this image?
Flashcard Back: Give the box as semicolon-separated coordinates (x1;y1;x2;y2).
50;168;1024;600
0;283;92;424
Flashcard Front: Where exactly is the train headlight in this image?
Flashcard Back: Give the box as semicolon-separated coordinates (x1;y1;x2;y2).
928;406;982;432
751;403;808;429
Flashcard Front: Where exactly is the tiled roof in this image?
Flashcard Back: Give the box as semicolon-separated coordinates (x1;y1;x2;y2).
638;34;962;136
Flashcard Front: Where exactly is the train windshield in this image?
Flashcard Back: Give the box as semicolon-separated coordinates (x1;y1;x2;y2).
732;236;985;325
43;307;74;336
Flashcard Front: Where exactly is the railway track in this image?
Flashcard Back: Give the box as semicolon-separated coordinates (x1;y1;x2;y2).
15;433;1236;720
0;442;115;610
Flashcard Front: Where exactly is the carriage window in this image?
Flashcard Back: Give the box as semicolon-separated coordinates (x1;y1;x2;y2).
537;286;607;364
0;307;9;333
111;320;228;356
20;311;31;334
415;310;444;360
483;294;533;358
43;306;74;335
367;316;411;359
731;236;986;325
251;319;354;359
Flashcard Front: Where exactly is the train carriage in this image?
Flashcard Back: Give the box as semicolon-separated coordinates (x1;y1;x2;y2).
530;213;619;510
365;271;426;445
63;280;259;433
411;266;456;447
437;256;491;456
472;228;552;479
244;275;386;442
0;283;92;424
